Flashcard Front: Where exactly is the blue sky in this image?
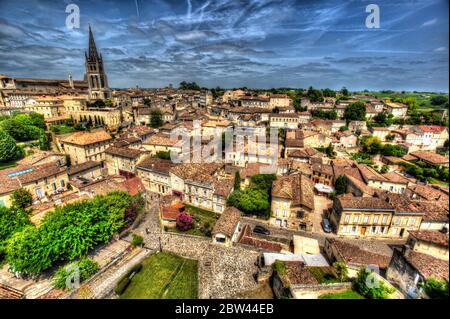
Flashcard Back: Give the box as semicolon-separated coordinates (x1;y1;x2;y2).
0;0;448;91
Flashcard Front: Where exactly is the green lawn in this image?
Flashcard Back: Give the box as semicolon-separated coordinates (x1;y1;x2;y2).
319;289;365;299
120;252;198;299
51;124;76;135
426;177;449;186
167;204;219;237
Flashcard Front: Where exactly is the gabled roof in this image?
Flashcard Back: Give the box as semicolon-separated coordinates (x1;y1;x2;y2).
212;206;241;237
272;174;314;210
409;230;449;248
61;130;112;146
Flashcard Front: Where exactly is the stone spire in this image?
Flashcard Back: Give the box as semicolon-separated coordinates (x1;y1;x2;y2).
87;24;100;61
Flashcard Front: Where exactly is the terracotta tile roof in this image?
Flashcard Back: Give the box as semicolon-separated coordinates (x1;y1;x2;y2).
285;138;304;148
357;164;387;182
10;161;67;185
105;146;142;159
161;207;180;220
212;206;241;237
382;171;410;184
213;178;234;197
272;174;314;210
16;151;64;166
346;175;377;196
412;200;449;222
122;176;145;196
408;184;449;201
417;125;447;133
337;194;394;211
229;107;272;114
409;230;449;248
61;130;112;146
378;193;424;215
143;133;178;147
409;151;449;165
332;160;364;183
405;250;449;280
80;176;128;195
68;160;102;176
170;163;223;184
328;238;391;269
290;161;312;176
312;163;333;176
137;157;175;175
287;147;319;159
238;224;283;252
285;262;319;285
239;163;270;179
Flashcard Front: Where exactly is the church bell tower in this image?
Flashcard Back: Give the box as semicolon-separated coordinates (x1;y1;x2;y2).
84;25;111;100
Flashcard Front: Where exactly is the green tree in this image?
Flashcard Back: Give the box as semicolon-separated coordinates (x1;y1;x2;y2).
307;86;324;103
6;192;136;275
11;188;33;209
381;144;406;157
340;86;350;97
150;111;163;128
104;99;113;107
333;261;349;282
38;130;50;150
344;102;366;121
325;143;334;158
0;207;31;257
234;171;241;191
361;136;382;154
0;128;21;163
334;176;348;195
431;95;448;106
322;88;336;98
152;151;171;160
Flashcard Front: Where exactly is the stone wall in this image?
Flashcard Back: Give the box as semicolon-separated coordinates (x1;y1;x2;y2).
291;282;352;299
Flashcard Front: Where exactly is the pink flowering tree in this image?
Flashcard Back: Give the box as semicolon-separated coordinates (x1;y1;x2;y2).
176;212;193;231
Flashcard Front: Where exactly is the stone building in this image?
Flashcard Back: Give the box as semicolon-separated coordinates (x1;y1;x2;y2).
105;146;147;177
212;207;241;247
270;173;315;231
59;130;113;165
0;160;69;207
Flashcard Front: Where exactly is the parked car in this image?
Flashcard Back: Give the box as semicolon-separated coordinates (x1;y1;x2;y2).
321;218;332;233
253;225;271;235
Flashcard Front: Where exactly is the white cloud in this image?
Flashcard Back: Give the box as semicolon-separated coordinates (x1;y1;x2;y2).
433;46;447;52
422;18;437;27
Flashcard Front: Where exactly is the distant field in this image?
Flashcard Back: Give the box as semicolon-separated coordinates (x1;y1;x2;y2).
362;91;448;109
120;252;198;299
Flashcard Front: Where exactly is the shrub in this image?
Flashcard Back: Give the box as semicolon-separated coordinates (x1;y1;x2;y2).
353;268;395;299
176;212;193;231
333;262;349;282
132;234;144;247
272;260;287;276
422;277;449;299
52;258;99;290
11;188;33;209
